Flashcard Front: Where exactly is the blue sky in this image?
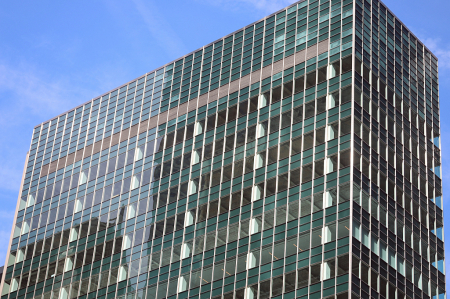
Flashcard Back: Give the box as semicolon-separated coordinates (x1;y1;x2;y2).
0;0;449;284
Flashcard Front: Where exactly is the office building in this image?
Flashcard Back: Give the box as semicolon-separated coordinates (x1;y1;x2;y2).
0;0;445;298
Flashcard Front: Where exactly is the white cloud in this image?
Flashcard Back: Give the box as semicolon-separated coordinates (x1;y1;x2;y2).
420;37;450;70
0;61;74;192
0;57;132;130
0;51;133;267
0;56;132;193
199;0;298;14
131;0;188;58
0;63;71;125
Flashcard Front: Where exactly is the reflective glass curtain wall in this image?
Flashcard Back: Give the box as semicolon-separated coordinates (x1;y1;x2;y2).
0;0;444;298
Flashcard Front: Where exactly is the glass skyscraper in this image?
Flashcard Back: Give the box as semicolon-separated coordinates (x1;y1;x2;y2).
0;0;445;298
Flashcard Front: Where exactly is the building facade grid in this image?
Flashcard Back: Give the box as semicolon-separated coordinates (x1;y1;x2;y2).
0;0;444;298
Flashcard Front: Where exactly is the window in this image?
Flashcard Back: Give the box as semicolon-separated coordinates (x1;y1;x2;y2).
294;76;304;93
318;66;327;82
135;145;144;161
329;60;340;78
304;101;315;119
283;81;293;98
131;174;140;190
272;86;282;103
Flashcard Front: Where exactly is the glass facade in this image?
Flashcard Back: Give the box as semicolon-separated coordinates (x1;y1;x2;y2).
0;0;444;298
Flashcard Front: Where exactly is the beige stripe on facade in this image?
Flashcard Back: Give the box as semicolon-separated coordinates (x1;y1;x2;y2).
39;38;329;178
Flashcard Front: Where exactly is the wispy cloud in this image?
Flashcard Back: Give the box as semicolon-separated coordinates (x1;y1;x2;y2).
420;37;450;191
131;0;188;58
0;62;71;125
199;0;298;14
0;49;134;266
0;61;75;192
0;57;124;192
420;37;450;70
0;57;89;267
